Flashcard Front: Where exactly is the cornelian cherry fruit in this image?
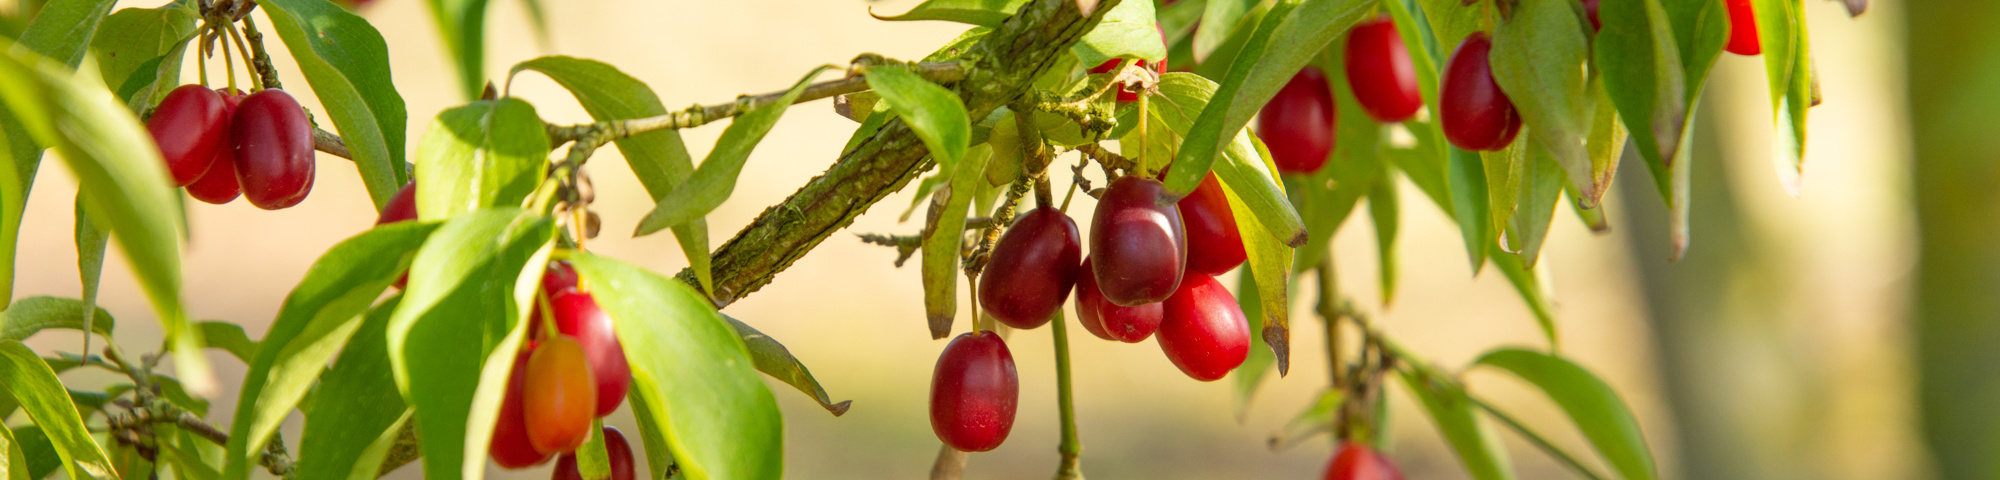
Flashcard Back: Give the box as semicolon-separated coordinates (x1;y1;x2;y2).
549;290;630;417
1075;256;1164;343
149;84;230;187
979;207;1082;329
1258;67;1336;173
1439;33;1523;152
185;89;244;204
1157;273;1251;381
552;427;636;480
1346;16;1423;123
1090;176;1186;306
1324;442;1405;480
491;348;552;469
524;335;596;454
376;182;417;225
232;89;316;210
1177;174;1245;276
930;330;1018;452
1724;0;1760;55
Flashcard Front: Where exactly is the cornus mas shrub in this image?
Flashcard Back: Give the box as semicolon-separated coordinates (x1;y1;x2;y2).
0;0;1850;478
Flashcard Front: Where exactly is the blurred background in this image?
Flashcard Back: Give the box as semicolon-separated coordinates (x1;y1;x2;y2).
7;0;1950;478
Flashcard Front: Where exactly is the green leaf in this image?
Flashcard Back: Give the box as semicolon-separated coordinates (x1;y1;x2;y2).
868;0;1026;27
1490;0;1602;207
575;418;612;480
1369;170;1401;305
11;426;61;480
1379;0;1454;212
73;194;107;358
1663;0;1730;99
509;55;712;294
984;110;1023;187
570;253;783;480
518;0;551;51
1447;147;1491;270
1756;0;1810;196
1229;272;1278;421
1482;138;1529;249
414;98;552;219
1;296;115;342
1073;0;1165;67
387;209;551;480
221;222;439;480
18;0;114;66
1474;348;1659;480
1267;389;1341;450
197;321;258;364
1152;73;1307;246
1399;370;1515;480
297;297;410;480
0;341;116;480
1415;0;1487;50
1;0;116;309
1219;168;1294;374
255;0;410;207
1;422;26;480
866;66;971;175
156;426;223;480
1596;0;1686;179
625;388;677;480
1504;148;1565;268
922;144;992;339
424;0;493;100
1193;0;1255;63
634;66;836;237
1291;45;1382;274
90;4;198;108
727;314;852;416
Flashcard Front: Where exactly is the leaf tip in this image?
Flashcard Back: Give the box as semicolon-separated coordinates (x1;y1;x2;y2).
1284;229;1309;248
1262;326;1289;377
827;400;854;416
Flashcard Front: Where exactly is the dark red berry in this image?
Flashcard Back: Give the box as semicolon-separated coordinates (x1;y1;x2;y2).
1258;67;1336;173
524;335;596;454
1724;0;1760;55
232;89;315;210
184;89;245;204
492;347;553;469
552;427;636;480
549;290;630;417
1324;442;1405;480
1581;0;1602;32
148;85;230;187
1439;33;1523;152
1177;174;1245;276
376;182;417;225
930;331;1018;452
978;207;1082;329
1346;16;1423;123
1075;256;1164;343
1090;176;1186;306
1157;273;1250;381
544;261;580;295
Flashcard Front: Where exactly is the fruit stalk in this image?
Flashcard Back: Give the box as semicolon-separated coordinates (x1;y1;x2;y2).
1051;310;1083;480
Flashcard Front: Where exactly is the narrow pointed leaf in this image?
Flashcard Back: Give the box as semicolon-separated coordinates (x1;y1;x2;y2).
1268;390;1342;451
1230;272;1279;421
867;66;971;175
1474;348;1659;480
922;145;991;339
1220;174;1294;375
0;341;116;480
1370;169;1401;305
297;297;411;480
870;0;1027;27
1447;147;1490;270
424;0;493;100
635;66;836;236
196;321;258;364
1491;253;1556;346
1597;0;1686;179
1490;0;1601;207
0;0;116;308
1153;73;1307;246
727;315;852;416
73;194;107;357
1193;0;1255;62
1;296;114;342
1506;148;1565;268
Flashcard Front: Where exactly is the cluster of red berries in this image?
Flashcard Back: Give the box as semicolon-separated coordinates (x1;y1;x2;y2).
928;170;1254;452
488;262;635;478
146;84;316;209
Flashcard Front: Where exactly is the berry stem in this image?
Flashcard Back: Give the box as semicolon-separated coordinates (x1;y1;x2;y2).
218;24;237;92
1051;310;1084;479
224;22;262;92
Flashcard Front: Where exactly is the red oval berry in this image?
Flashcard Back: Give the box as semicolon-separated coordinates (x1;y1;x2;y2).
185;89;244;204
491;347;554;468
1177;174;1244;276
1439;33;1523;152
232;89;316;210
1090;176;1186;306
1257;67;1336;173
1724;0;1760;55
544;261;580;295
148;85;230;187
979;207;1082;329
1074;256;1164;343
1346;16;1423;123
549;290;630;417
552;427;636;480
930;330;1018;452
1324;442;1405;480
1157;273;1250;381
524;335;596;454
1582;0;1602;32
376;182;418;225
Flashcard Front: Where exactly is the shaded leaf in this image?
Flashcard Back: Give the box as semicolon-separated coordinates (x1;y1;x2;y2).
1369;169;1401;305
1229;272;1278;421
1400;370;1515;480
867;66;971;175
1474;348;1659;480
1219;171;1294;375
1490;0;1602;207
414;98;552;219
1193;0;1255;62
727;315;852;416
0;0;117;309
1504;148;1565;268
73;194;107;360
297;297;410;480
1152;73;1307;247
923;144;993;339
255;0;410;206
11;426;61;480
0;341;115;480
635;66;836;236
90;4;198;108
0;296;115;342
424;0;494;100
1596;0;1686;177
1446;147;1491;270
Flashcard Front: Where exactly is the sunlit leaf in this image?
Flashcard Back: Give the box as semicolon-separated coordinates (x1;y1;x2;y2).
1474;348;1659;480
867;66;971;175
297;297;411;480
922;145;993;339
1073;0;1165;67
635;66;836;236
0;296;114;342
0;341;116;480
255;0;410;206
870;0;1026;27
424;0;494;100
727;315;852;416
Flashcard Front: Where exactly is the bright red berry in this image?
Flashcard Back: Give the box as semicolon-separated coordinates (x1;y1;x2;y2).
1724;0;1760;55
1439;33;1523;152
491;347;553;469
930;331;1018;452
1324;442;1405;480
1258;67;1336;173
552;427;636;480
1157;273;1250;381
548;290;630;417
544;261;580;295
1177;174;1245;276
1074;256;1164;343
1089;176;1186;306
524;336;596;454
979;207;1082;329
148;84;230;187
185;89;244;204
232;89;315;210
1346;16;1423;123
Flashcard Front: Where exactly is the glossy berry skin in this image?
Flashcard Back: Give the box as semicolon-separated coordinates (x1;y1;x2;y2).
1177;175;1245;276
232;89;316;210
376;182;417;225
1581;0;1602;32
549;290;630;417
1074;256;1164;343
1090;176;1187;306
148;85;230;187
1325;442;1405;480
1439;33;1524;152
524;335;597;454
930;331;1018;452
1157;273;1251;381
491;348;553;469
185;89;245;204
1258;67;1336;173
979;207;1082;329
552;427;636;480
544;261;580;295
1345;17;1423;123
1724;0;1760;55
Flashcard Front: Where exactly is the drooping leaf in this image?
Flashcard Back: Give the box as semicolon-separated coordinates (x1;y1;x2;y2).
570;253;784;480
1414;0;1487;51
509;56;712;294
0;296;115;342
1400;370;1516;480
11;426;61;480
1505;148;1565;268
1290;44;1382;274
1152;73;1307;246
1369;169;1401;305
221;222;439;480
0;0;117;309
726;315;852;416
1483;138;1529;251
1379;0;1454;211
867;66;971;175
922;144;993;339
197;321;258;364
1490;0;1602;207
1474;348;1659;480
414;98;552;220
1073;0;1166;67
1219;172;1294;375
2;422;27;480
869;0;1027;27
575;418;612;480
0;341;116;480
1446;147;1491;270
625;388;677;480
255;0;410;206
424;0;493;100
1755;0;1810;196
297;297;411;480
634;66;836;236
1596;0;1686;180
